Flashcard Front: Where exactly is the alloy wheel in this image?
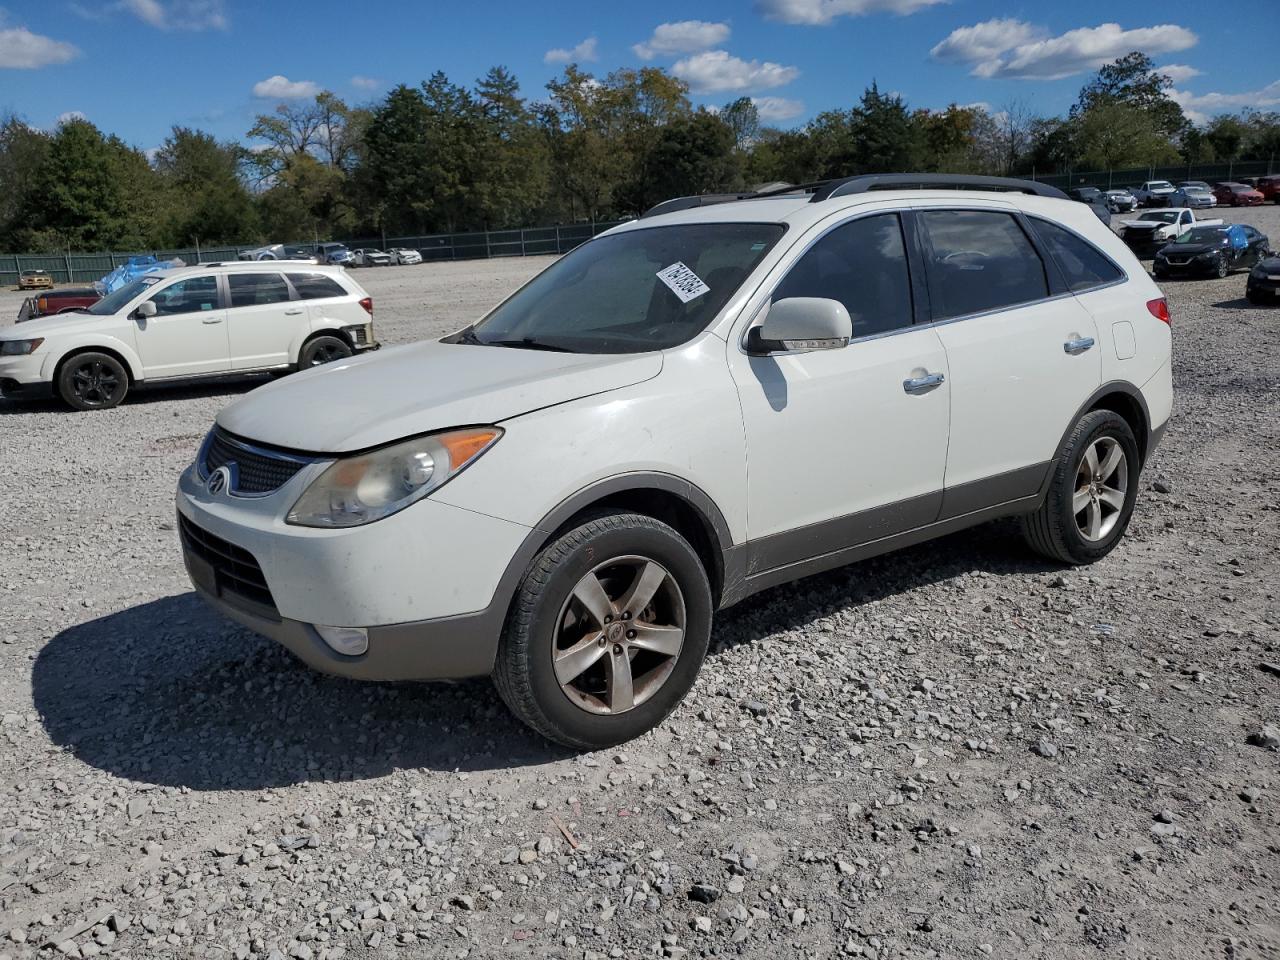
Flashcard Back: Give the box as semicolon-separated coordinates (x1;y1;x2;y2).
309;343;348;366
1073;437;1128;542
70;359;124;407
552;556;686;715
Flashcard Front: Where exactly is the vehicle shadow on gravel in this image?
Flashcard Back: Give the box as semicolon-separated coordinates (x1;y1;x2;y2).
33;522;1054;790
32;592;574;790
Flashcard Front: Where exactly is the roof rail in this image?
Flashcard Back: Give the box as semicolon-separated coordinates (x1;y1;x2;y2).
810;174;1069;202
641;193;756;218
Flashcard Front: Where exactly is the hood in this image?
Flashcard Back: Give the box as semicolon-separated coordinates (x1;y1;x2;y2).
1256;256;1280;271
1;309;109;338
216;338;665;453
1158;242;1226;257
1119;220;1166;231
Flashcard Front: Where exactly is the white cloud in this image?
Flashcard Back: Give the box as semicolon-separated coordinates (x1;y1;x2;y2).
1159;63;1201;84
633;20;730;59
1171;80;1280;125
56;110;87;124
544;36;598;64
932;20;1197;81
118;0;228;31
756;0;946;26
751;96;805;122
672;50;800;94
252;75;320;99
0;26;80;69
350;75;381;91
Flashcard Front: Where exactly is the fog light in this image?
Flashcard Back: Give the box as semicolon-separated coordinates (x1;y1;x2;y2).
315;624;369;656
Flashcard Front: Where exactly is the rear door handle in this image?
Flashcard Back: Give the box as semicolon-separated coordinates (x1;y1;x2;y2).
903;372;945;394
1064;336;1095;355
202;318;223;325
284;308;304;315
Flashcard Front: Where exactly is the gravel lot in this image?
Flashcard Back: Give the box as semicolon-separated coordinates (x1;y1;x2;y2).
1;208;1278;960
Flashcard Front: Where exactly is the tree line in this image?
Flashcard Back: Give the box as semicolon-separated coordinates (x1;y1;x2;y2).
2;53;1278;254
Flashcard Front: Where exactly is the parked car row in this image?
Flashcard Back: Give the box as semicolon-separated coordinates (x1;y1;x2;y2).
236;242;429;267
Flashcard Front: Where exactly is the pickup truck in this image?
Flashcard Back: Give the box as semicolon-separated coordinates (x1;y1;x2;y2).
1132;180;1177;207
1117;207;1222;257
16;285;104;323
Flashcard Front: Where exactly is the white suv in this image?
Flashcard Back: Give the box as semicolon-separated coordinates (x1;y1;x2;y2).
0;262;378;410
175;175;1173;749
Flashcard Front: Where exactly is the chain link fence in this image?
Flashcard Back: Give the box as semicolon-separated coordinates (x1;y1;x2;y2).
1;220;627;287
1028;159;1277;191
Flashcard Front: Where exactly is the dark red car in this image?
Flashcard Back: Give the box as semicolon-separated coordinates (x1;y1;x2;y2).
1257;175;1280;203
16;285;103;323
1213;182;1264;206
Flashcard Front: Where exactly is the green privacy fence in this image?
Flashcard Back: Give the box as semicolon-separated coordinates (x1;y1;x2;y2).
1028;159;1277;191
1;220;627;287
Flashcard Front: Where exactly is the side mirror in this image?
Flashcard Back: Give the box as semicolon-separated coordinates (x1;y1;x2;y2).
746;297;852;354
134;300;157;320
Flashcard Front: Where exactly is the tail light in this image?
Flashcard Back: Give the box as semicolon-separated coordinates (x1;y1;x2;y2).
359;297;373;316
1146;297;1171;325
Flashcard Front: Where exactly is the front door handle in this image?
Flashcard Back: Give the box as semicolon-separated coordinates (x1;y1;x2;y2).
284;308;304;315
903;372;945;394
202;318;223;325
1064;336;1095;355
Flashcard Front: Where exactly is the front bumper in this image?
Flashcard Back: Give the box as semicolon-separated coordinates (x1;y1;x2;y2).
175;461;531;679
1153;255;1219;277
0;352;52;399
1121;234;1166;257
1247;273;1280;300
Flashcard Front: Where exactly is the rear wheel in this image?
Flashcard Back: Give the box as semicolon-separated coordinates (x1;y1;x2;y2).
1021;410;1140;565
298;335;352;369
57;352;128;411
493;512;713;749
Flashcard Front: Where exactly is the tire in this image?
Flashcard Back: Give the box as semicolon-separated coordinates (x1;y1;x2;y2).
298;335;353;369
493;512;713;750
57;351;129;411
1215;254;1230;279
1020;410;1141;565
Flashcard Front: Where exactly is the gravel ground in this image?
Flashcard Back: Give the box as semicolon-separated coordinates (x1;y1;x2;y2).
1;209;1278;960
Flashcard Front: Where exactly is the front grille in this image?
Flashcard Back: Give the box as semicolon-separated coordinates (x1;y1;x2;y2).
202;427;311;496
180;515;277;615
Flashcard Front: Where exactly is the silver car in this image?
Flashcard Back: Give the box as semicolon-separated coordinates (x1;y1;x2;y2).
388;247;423;265
1169;187;1216;209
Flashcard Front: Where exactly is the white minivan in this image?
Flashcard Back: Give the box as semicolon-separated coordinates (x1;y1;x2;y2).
0;262;377;409
175;175;1173;749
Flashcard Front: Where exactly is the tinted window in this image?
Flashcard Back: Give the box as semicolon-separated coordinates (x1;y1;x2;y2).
1029;218;1124;292
149;276;218;316
229;273;290;307
772;213;913;337
286;273;347;300
919;210;1048;319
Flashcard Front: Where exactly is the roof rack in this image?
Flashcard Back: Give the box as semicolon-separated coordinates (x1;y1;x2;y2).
640;174;1068;219
809;174;1069;202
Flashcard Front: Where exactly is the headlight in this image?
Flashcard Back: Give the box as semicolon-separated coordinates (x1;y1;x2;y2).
0;338;43;356
286;427;502;528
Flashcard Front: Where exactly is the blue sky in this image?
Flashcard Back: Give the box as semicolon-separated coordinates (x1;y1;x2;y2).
1;0;1277;151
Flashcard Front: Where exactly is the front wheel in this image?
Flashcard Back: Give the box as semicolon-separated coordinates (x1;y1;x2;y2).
1215;254;1230;279
493;513;713;749
1021;410;1141;565
57;352;129;411
298;335;352;369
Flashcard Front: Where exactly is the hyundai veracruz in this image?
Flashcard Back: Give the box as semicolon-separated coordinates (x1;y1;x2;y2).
176;175;1173;749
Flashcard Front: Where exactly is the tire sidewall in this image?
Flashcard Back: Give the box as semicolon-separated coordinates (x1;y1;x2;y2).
300;336;352;368
58;352;127;411
517;520;712;749
1052;412;1141;563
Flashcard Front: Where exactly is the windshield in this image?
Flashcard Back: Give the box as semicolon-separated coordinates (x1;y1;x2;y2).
1138;212;1178;224
1175;227;1229;244
1149;182;1174;190
465;222;786;354
86;276;162;315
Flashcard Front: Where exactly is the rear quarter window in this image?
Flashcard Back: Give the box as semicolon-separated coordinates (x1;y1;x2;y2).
286;273;347;300
1029;218;1124;293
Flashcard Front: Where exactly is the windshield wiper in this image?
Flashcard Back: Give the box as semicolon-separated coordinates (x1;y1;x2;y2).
484;337;577;353
450;326;485;345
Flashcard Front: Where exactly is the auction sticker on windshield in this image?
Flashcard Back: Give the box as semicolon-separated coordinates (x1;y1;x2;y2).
656;262;710;304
